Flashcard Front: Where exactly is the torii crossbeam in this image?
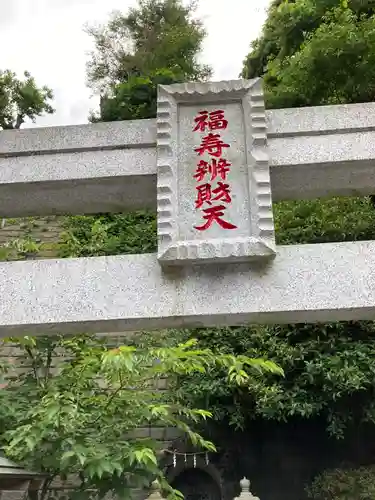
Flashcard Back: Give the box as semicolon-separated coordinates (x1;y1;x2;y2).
0;79;374;336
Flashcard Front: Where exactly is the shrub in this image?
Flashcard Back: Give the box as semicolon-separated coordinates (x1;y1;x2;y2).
306;465;375;499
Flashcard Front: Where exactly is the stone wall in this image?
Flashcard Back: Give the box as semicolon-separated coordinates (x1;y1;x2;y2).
0;216;63;260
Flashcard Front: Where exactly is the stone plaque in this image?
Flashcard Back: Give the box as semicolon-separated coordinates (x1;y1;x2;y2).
156;78;275;265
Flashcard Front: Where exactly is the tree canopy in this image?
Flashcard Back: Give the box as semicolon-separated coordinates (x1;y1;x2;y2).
0;70;54;129
87;0;211;122
242;0;375;108
92;69;178;122
86;0;210;96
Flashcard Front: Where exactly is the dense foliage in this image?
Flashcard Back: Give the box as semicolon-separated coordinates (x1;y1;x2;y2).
59;212;157;257
0;70;54;129
86;0;210;91
306;465;375;499
93;69;179;122
242;0;375;108
86;0;210;121
177;321;375;437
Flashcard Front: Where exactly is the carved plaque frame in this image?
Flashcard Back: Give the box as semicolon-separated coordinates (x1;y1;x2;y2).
156;78;275;266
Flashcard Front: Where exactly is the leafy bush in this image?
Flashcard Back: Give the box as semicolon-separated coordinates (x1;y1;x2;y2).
306;465;375;499
1;336;282;500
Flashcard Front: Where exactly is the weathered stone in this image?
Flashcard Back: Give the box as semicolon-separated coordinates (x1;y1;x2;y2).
0;119;155;156
0;148;156;217
146;481;165;500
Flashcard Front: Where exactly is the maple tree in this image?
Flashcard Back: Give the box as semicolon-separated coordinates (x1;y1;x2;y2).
0;334;281;500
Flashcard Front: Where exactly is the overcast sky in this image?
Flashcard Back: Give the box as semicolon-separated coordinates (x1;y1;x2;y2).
0;0;270;128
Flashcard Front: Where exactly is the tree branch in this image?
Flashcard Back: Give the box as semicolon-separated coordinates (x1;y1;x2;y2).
24;346;39;384
15;114;24;129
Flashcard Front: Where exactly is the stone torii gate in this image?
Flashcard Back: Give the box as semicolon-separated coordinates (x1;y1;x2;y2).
0;78;374;337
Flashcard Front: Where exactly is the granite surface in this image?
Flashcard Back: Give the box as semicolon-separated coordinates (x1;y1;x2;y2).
0;96;374;217
0;240;374;336
156;79;275;265
0;119;156;156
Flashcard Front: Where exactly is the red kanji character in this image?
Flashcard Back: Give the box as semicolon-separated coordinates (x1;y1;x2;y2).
193;110;209;132
194;158;232;183
194;160;210;182
195;183;212;209
195;205;238;231
212;182;232;204
195;133;230;158
193;109;228;132
208;110;228;131
211;158;231;181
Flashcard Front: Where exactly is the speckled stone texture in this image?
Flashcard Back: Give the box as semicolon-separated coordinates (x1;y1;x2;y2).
0;118;156;217
0;119;156;155
156;79;275;266
0;240;374;337
0;148;156;216
1;98;375;216
267;101;375;200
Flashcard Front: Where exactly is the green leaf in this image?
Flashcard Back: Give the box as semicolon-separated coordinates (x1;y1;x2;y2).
61;451;75;464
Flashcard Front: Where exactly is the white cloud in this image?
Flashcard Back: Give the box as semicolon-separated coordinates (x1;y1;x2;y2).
0;0;270;128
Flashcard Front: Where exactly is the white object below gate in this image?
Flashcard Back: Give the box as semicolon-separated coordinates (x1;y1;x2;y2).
234;478;260;500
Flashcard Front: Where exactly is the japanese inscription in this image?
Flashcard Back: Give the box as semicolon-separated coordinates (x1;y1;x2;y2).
156;79;276;265
192;110;237;231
